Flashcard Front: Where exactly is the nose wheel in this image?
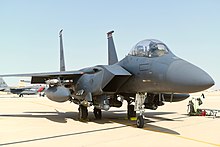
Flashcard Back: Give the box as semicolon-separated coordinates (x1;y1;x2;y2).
137;115;144;128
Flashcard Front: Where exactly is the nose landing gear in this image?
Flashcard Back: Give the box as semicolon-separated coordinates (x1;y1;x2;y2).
134;93;146;128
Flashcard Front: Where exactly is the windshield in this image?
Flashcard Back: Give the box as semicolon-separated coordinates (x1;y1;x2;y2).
128;39;169;57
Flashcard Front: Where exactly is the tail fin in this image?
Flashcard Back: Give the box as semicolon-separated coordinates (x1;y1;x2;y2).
107;31;118;65
0;77;8;88
59;29;66;72
17;80;28;88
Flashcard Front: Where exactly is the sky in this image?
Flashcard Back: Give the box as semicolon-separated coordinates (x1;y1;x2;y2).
0;0;220;89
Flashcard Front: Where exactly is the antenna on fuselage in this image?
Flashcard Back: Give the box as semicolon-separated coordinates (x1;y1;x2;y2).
59;29;66;72
107;30;118;65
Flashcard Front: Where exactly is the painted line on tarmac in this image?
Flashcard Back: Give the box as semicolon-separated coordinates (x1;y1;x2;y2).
174;135;220;147
127;123;220;147
142;127;220;147
0;125;128;146
109;119;220;147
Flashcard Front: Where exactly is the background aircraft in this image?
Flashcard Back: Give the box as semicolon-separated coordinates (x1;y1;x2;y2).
0;30;214;128
0;78;8;91
0;77;45;97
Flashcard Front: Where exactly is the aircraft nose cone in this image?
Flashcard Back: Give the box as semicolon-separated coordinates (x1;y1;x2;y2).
166;59;214;93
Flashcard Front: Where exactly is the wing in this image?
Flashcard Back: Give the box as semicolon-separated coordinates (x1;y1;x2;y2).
0;71;84;84
31;71;84;84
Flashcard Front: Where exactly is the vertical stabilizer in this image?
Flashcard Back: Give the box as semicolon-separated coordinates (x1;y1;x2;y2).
0;77;8;90
107;31;118;65
59;29;66;72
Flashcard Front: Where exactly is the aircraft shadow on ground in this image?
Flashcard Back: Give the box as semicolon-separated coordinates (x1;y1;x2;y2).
0;110;183;135
0;110;182;146
0;111;77;123
101;111;181;135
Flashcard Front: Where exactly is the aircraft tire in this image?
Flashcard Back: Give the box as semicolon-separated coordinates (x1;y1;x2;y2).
78;105;88;121
137;116;144;128
94;107;102;120
127;105;136;119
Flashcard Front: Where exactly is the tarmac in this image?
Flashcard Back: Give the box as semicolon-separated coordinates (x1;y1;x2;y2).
0;92;219;147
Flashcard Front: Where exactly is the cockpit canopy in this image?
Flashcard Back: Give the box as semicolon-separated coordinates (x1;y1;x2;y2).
128;39;169;57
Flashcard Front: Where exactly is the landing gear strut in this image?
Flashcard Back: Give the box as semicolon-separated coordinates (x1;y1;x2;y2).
78;105;88;121
135;93;146;128
19;94;23;97
94;107;102;120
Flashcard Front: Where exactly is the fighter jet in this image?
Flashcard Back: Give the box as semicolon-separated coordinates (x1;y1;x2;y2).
0;30;214;128
9;84;45;97
0;77;8;91
0;77;45;97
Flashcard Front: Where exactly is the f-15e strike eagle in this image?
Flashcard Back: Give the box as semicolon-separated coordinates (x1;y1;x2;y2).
0;30;214;128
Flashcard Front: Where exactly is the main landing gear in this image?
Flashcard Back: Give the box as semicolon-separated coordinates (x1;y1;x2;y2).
78;105;88;121
94;107;102;120
78;105;103;121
